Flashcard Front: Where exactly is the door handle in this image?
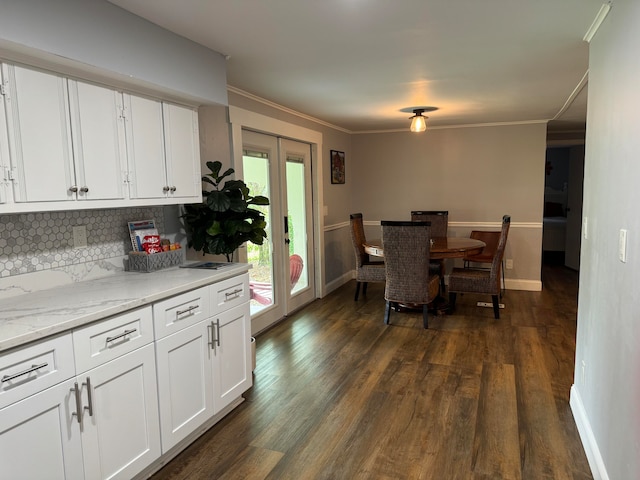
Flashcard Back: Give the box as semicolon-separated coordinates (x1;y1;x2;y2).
284;216;290;244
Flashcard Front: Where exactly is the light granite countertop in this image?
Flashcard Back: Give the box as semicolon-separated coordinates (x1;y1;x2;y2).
0;262;251;353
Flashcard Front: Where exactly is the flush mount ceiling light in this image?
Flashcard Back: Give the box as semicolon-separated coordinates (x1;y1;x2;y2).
410;109;427;132
403;106;439;133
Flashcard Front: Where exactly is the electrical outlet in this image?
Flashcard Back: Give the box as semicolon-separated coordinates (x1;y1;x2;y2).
505;259;513;269
73;225;87;248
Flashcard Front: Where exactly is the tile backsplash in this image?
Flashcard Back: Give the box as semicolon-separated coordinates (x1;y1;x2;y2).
0;207;169;278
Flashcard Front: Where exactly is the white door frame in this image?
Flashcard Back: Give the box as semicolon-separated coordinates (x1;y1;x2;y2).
229;106;325;335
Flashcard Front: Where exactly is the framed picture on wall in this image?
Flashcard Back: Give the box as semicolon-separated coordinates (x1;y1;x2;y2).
330;150;345;184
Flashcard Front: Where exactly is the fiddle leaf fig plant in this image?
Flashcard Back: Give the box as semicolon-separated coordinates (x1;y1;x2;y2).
182;161;269;262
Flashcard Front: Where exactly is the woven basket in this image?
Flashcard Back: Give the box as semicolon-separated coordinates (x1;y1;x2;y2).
128;249;185;272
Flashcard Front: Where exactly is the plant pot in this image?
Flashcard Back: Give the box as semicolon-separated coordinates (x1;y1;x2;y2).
250;336;256;372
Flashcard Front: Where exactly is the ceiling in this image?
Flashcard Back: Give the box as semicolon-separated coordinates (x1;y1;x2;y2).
107;0;605;133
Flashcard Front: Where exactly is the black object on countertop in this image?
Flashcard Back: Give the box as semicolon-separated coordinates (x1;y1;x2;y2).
179;262;232;270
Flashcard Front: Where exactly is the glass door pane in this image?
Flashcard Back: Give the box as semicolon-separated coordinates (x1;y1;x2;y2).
280;138;315;312
286;156;308;295
242;150;274;314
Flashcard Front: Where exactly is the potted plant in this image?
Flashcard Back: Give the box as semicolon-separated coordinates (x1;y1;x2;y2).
183;161;269;262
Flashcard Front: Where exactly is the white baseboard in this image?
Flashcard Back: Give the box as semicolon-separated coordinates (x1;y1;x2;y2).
324;270;541;296
325;272;541;295
570;385;609;480
323;270;355;296
504;278;542;291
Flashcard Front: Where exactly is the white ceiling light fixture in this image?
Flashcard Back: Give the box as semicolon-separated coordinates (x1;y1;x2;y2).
405;106;438;133
409;109;428;132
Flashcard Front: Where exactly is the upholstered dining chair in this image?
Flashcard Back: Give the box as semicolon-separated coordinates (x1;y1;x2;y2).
350;213;386;301
381;221;441;329
250;254;305;306
411;210;448;292
448;215;511;319
463;230;506;297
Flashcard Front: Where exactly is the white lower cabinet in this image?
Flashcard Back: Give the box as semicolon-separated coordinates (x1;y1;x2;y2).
155;320;214;452
71;306;160;480
0;272;252;479
154;278;252;454
79;343;161;480
211;303;252;413
0;378;84;480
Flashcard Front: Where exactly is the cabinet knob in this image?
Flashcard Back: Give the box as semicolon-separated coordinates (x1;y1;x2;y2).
69;186;79;193
170;186;177;192
80;186;89;193
162;186;170;192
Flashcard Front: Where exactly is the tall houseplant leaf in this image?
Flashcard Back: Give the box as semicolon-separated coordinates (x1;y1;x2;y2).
183;161;270;262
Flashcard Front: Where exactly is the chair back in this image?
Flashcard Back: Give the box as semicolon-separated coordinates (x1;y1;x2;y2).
381;220;433;305
410;210;448;237
290;254;304;288
350;213;368;267
468;230;501;260
490;215;511;285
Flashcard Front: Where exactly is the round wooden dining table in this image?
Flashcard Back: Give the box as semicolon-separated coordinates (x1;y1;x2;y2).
363;237;486;259
363;236;486;315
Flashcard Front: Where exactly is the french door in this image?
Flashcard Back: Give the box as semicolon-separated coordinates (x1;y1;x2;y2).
241;130;315;333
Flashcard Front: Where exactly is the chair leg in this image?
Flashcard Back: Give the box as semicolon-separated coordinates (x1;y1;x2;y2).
492;295;500;319
449;292;457;309
501;260;506;298
384;301;391;325
422;304;429;329
362;282;368;296
354;282;361;301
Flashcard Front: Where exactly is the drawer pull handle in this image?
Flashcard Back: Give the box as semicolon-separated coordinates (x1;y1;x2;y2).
176;305;199;316
71;382;82;424
106;328;137;343
83;377;94;417
214;319;221;347
224;288;243;299
1;362;48;382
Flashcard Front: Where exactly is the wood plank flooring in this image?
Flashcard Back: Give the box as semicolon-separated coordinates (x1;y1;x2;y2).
151;265;592;480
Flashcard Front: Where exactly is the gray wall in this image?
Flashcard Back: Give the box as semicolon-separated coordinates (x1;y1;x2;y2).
224;94;549;290
351;123;547;287
0;0;227;105
227;91;354;287
572;0;640;478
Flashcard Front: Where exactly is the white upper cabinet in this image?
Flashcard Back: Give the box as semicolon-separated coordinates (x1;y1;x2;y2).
0;74;10;205
2;63;75;203
124;93;167;200
163;102;201;200
125;95;201;203
0;62;201;212
68;79;127;201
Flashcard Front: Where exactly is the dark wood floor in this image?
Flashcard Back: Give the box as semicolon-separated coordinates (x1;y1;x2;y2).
151;265;592;480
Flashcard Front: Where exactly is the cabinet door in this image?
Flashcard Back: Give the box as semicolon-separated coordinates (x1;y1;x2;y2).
0;379;84;480
3;64;75;202
124;94;167;200
155;321;214;452
68;80;126;201
80;343;161;480
162;102;201;201
211;303;252;413
0;68;10;204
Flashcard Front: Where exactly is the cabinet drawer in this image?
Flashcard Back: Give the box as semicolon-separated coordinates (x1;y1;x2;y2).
0;333;75;409
211;273;249;313
73;306;153;373
153;286;210;339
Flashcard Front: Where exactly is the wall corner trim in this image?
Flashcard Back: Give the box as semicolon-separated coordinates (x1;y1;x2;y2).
570;385;610;480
